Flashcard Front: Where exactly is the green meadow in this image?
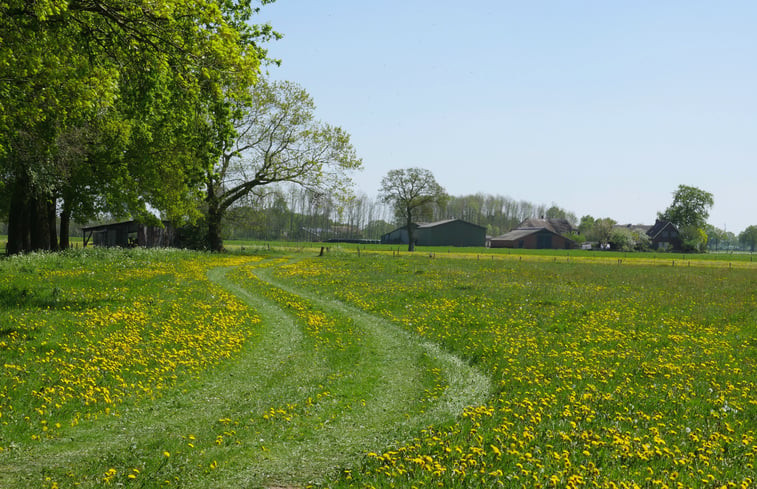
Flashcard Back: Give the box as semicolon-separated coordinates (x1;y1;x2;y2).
0;247;754;488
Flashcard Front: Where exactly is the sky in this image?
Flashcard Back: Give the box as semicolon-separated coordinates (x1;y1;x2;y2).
258;1;756;233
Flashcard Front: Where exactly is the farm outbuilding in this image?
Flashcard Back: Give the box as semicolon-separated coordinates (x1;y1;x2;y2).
82;220;177;248
381;218;487;247
489;227;575;250
517;217;575;235
488;217;576;250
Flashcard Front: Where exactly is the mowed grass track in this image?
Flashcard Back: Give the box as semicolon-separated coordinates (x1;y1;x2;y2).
0;250;489;488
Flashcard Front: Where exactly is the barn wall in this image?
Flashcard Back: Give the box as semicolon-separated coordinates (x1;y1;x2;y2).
417;221;486;247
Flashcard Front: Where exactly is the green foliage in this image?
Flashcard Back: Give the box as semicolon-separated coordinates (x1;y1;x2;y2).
1;0;278;253
660;185;714;253
660;185;714;229
545;204;578;225
203;78;363;251
592;217;616;244
739;225;757;252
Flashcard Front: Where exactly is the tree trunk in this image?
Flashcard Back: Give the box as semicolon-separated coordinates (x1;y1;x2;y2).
406;213;415;252
206;207;225;252
204;175;225;252
6;181;30;255
29;194;51;251
48;200;59;251
59;201;71;250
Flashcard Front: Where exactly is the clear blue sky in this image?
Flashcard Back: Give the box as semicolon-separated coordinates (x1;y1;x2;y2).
259;1;756;233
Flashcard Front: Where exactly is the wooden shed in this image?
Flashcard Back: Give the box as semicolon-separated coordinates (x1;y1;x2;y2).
381;218;487;247
82;220;177;248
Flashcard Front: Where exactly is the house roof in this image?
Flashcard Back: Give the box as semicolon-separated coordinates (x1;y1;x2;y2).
646;219;678;239
517;218;573;234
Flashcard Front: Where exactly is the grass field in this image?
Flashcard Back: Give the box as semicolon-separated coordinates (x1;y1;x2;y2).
0;247;755;488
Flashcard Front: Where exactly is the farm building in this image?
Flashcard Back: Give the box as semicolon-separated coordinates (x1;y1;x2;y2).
82;220;177;248
645;219;682;250
489;227;575;249
488;217;576;250
381;218;486;247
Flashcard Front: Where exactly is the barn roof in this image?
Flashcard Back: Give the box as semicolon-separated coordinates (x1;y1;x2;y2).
416;218;486;230
491;228;544;241
491;226;572;242
517;218;573;234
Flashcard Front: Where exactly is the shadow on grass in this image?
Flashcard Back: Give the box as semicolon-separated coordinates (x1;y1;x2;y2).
0;285;110;311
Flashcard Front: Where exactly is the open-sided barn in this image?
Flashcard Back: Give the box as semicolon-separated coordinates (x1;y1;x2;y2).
82;221;177;248
381;218;486;247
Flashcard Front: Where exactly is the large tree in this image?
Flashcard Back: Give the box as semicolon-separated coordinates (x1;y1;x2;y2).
379;168;446;252
739;225;757;252
1;0;276;254
203;79;363;251
659;185;714;252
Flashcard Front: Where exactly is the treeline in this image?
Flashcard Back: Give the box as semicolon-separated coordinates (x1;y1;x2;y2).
217;186;577;241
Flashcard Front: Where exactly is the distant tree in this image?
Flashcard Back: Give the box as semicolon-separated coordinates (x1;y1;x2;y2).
739;225;757;252
706;225;727;252
578;215;595;239
609;228;634;251
203;79;362;251
593;218;617;246
609;227;650;251
722;231;738;250
545;205;577;226
363;220;395;240
379;168;446;252
660;185;714;252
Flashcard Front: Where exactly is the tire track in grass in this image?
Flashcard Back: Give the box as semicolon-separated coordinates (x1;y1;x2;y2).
247;262;492;435
214;260;491;487
1;259;490;489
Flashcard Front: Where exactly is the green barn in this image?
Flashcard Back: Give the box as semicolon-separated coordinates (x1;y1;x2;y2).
381;218;486;247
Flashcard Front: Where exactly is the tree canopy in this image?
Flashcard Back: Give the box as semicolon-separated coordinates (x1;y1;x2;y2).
1;0;278;254
659;185;714;252
739;225;757;252
202;79;363;251
379;168;446;252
